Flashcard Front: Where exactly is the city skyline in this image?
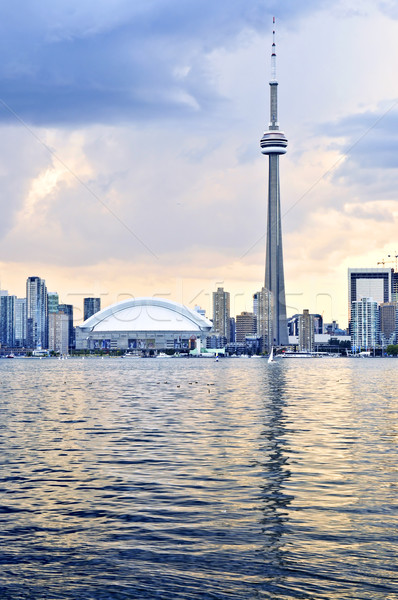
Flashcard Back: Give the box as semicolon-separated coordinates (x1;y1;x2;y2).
2;266;398;353
0;2;398;326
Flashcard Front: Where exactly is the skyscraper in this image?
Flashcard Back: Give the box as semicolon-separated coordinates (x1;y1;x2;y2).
298;309;314;352
84;297;101;322
348;268;391;316
379;302;397;346
26;276;48;349
48;292;59;314
14;298;26;347
212;287;230;343
348;268;392;343
235;312;257;343
351;298;379;351
48;312;69;355
58;304;74;350
255;287;273;351
260;18;288;347
0;294;16;348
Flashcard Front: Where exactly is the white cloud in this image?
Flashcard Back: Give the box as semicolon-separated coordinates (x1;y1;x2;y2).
1;1;398;328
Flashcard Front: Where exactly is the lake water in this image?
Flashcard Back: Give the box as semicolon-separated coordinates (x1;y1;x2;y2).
0;357;397;599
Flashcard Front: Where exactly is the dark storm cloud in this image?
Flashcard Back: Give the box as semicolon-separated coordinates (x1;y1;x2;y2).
0;0;325;126
320;106;398;186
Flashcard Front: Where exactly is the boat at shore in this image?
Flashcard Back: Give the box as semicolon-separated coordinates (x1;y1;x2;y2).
275;351;338;358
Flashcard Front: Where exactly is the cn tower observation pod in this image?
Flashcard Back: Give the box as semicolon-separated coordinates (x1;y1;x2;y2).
75;297;213;352
260;130;288;155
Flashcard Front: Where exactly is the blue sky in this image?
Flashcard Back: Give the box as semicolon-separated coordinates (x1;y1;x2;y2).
0;0;398;325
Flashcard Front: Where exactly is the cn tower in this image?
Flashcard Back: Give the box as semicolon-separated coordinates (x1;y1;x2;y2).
260;18;288;347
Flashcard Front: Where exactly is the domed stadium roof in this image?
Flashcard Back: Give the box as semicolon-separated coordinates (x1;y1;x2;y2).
80;297;212;333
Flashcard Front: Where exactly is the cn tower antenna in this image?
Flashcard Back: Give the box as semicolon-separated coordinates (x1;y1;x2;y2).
271;16;277;82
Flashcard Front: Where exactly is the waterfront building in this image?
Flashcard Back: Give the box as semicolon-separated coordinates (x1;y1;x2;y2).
348;268;391;317
84;297;101;322
0;291;9;346
14;298;26;347
288;313;323;337
235;312;257;343
58;304;74;350
298;309;314;352
75;297;212;352
48;311;69;355
206;335;227;350
229;317;236;343
254;287;272;350
324;320;346;336
212;287;230;342
348;268;394;347
0;294;16;347
351;298;379;351
379;302;397;346
26;276;48;349
48;292;59;314
392;272;398;302
260;19;288;348
253;292;259;319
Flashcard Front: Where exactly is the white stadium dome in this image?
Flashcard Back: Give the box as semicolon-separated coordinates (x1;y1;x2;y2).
75;297;212;352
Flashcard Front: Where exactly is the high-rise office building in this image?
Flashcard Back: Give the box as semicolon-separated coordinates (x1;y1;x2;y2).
298;309;314;352
288;313;323;337
348;268;391;315
351;298;379;351
0;291;8;346
0;294;16;347
348;268;392;345
212;287;230;343
379;302;397;346
48;312;69;355
26;276;48;349
58;304;74;350
84;297;101;322
229;317;236;343
255;287;272;350
48;292;59;314
392;272;398;302
253;292;259;319
14;298;26;347
260;18;288;348
235;312;257;343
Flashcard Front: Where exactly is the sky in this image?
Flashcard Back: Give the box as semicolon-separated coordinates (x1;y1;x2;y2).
0;0;398;326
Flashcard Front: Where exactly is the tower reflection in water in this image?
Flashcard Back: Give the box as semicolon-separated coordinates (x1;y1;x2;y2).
256;367;293;579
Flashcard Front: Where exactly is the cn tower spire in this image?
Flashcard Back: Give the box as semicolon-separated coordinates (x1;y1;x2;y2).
271;17;276;82
260;17;289;348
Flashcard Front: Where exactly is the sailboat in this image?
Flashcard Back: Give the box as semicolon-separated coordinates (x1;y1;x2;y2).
268;347;274;363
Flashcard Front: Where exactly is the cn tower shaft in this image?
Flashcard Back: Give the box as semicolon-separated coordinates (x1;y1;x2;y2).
260;24;288;347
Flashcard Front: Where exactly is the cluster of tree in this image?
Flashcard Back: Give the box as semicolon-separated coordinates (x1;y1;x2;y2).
386;345;398;356
329;338;351;349
320;338;351;353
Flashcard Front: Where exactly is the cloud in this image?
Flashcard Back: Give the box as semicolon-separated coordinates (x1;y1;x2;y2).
1;0;398;330
317;106;398;203
0;0;326;126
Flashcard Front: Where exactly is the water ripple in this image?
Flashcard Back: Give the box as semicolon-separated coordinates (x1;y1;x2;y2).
0;358;397;599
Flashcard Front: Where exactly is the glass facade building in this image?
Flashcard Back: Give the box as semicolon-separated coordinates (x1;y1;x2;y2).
26;276;48;349
351;298;379;351
84;298;101;322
